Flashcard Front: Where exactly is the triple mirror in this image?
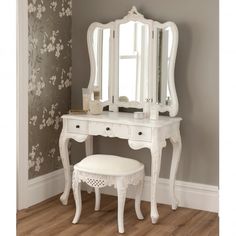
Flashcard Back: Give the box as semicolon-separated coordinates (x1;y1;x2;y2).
87;6;179;116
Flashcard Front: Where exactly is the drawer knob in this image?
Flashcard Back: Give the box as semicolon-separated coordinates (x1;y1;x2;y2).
106;127;110;131
76;125;80;128
138;132;142;135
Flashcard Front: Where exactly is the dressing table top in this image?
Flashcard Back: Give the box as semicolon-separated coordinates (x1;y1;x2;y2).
62;111;182;128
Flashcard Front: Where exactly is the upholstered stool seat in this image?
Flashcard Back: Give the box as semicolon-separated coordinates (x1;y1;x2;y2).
72;154;145;234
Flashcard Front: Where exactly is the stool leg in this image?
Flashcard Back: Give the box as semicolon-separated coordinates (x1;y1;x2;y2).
117;186;127;234
72;175;82;224
135;179;144;220
94;187;101;211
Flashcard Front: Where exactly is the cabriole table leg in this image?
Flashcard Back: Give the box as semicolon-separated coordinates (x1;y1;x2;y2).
59;134;71;205
169;130;182;210
150;146;163;224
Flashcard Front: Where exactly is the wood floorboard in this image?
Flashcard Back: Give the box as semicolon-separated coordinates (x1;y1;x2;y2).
17;191;219;236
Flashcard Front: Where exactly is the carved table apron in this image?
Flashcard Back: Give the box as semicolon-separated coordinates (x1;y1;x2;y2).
59;111;182;224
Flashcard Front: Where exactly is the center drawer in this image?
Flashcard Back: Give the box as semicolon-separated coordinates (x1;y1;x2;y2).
67;119;88;134
88;122;129;139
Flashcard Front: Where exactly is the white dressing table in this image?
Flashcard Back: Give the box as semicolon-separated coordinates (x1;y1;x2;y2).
59;6;183;224
59;111;182;223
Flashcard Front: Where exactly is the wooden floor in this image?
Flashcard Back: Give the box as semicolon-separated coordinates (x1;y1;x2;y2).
17;191;219;236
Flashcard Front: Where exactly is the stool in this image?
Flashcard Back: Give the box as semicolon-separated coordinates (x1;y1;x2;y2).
72;154;145;233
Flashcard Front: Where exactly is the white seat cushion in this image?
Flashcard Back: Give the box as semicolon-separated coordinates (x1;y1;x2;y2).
74;154;144;176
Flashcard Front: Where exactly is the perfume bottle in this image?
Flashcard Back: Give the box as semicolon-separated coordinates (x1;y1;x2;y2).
150;104;159;120
143;98;152;118
82;88;89;111
93;86;100;100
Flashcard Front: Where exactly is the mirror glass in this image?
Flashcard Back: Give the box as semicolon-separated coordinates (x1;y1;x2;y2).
155;26;173;106
118;21;150;103
92;27;111;102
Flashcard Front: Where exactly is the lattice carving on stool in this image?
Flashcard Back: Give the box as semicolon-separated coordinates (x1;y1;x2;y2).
86;178;106;188
72;154;145;234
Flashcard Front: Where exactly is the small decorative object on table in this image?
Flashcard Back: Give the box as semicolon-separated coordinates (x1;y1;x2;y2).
69;109;87;115
150;104;159;120
89;100;103;115
82;88;89;112
119;96;129;102
143;98;153;118
88;87;103;115
93;86;100;100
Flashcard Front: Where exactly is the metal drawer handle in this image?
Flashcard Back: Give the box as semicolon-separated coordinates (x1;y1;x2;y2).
76;125;80;128
138;132;142;135
106;127;110;131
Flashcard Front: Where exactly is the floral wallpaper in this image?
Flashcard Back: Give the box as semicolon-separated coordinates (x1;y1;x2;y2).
28;0;72;179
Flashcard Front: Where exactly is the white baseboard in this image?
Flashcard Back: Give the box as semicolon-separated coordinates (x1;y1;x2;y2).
26;168;219;212
27;168;66;208
92;177;219;213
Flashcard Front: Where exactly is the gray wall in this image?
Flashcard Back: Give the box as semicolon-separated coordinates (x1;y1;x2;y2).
71;0;219;185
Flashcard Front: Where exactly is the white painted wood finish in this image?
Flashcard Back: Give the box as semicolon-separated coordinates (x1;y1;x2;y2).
87;22;114;109
59;111;182;224
17;0;29;210
87;6;179;116
72;154;145;233
113;7;153;111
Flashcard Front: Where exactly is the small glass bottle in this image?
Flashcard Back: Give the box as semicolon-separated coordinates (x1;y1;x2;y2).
93;86;100;101
82;88;89;111
143;98;151;118
150;104;159;120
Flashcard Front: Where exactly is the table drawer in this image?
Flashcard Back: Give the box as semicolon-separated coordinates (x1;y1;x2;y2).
112;123;130;139
88;121;129;139
130;126;152;142
67;119;88;134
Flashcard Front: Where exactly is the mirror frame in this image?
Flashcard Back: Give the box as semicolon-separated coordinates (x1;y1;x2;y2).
152;21;179;116
87;21;114;108
87;6;179;116
114;8;153;110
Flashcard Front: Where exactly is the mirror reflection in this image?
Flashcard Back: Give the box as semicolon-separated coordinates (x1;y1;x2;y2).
92;27;111;102
155;27;173;106
118;21;150;103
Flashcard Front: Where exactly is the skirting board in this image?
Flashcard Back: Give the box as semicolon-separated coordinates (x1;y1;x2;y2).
26;168;218;212
27;168;66;208
88;177;219;213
